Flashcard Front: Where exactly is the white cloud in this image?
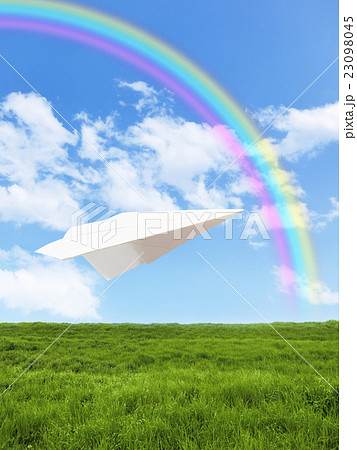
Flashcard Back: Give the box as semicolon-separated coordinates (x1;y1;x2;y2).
273;264;338;305
253;102;338;161
116;80;167;114
121;115;242;208
309;197;339;231
0;89;340;238
101;157;178;211
73;112;244;211
0;92;77;182
124;116;233;187
0;179;80;230
0;85;339;320
246;103;338;234
247;240;267;250
183;177;244;210
0;246;101;319
74;112;120;161
3;90;340;233
305;282;339;305
0;90;244;230
77;117;112;161
0;92;84;230
117;80;157;99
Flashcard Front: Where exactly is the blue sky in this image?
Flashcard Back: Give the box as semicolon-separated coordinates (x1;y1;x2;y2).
0;0;338;323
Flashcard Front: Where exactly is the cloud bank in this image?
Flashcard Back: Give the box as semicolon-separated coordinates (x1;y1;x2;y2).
0;86;339;317
0;246;100;319
253;102;338;161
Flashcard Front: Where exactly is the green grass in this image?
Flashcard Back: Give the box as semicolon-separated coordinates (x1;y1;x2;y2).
0;321;338;449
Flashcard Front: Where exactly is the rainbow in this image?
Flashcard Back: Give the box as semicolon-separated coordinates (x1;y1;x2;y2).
0;0;318;308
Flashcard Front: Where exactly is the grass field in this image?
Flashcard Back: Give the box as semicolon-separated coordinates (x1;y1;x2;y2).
0;321;338;449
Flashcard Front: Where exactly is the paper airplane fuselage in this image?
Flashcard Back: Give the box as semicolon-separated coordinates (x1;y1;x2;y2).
36;209;242;279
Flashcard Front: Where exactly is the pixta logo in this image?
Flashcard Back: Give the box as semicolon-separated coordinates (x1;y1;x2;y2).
224;212;270;241
71;205;270;247
70;202;117;250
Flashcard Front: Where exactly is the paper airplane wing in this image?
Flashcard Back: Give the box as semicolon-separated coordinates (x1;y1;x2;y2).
36;209;242;280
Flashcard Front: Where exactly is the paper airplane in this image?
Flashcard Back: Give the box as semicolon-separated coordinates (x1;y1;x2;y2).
36;209;242;280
